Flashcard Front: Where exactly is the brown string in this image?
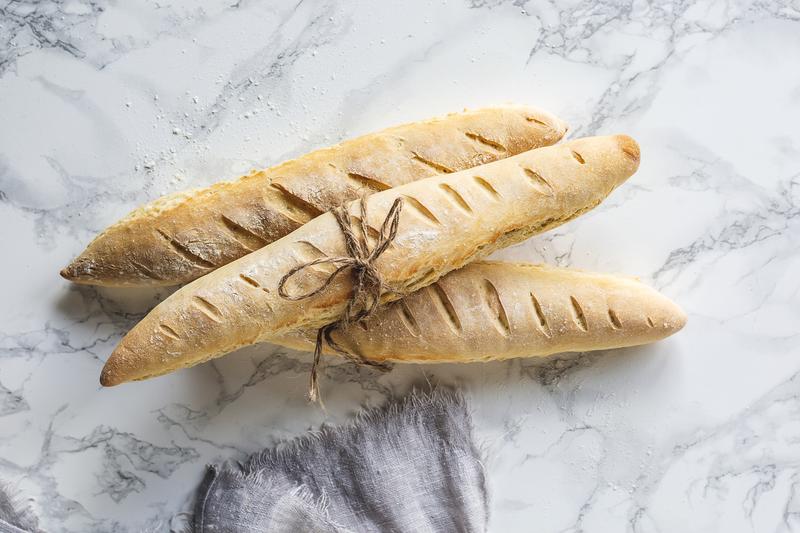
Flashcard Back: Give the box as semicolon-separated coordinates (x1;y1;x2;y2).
278;197;403;402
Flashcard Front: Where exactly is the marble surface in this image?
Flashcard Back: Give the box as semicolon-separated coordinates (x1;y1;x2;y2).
1;0;799;531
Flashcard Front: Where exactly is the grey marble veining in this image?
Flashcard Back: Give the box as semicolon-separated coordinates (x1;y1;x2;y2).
1;0;799;531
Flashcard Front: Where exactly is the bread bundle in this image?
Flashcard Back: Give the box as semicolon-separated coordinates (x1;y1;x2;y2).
62;106;685;390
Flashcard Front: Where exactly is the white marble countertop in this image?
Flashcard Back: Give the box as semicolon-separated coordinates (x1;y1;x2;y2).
1;1;799;531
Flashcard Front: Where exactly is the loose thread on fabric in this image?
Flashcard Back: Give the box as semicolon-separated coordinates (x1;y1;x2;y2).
278;197;403;402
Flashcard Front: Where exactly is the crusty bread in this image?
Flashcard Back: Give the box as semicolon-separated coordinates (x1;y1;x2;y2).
100;135;640;386
274;261;686;361
62;106;568;287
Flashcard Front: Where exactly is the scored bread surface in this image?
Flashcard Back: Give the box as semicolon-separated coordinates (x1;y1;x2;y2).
275;261;687;361
101;135;640;386
62;106;567;287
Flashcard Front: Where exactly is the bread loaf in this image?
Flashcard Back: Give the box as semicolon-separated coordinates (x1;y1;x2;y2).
100;135;640;386
62;106;567;287
274;261;686;361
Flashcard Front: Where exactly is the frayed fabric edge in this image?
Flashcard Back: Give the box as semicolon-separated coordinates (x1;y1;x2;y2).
244;386;471;474
0;481;42;533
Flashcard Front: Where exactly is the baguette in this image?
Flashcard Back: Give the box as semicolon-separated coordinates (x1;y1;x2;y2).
62;106;567;287
274;262;686;361
100;135;640;386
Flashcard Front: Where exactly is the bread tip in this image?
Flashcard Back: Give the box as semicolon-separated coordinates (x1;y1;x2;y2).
99;367;120;387
673;304;688;332
100;355;130;387
60;257;94;284
552;113;569;133
60;263;77;281
552;117;569;139
615;134;641;165
655;297;687;339
524;107;569;138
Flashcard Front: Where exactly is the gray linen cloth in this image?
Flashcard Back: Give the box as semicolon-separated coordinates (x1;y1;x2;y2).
194;389;487;533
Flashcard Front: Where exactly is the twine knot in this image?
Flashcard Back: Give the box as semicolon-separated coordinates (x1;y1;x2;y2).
278;197;403;403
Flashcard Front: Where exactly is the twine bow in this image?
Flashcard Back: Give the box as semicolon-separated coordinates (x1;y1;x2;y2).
278;197;403;403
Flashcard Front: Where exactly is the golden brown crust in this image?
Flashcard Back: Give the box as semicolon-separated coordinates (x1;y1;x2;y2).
274;262;686;361
100;135;639;386
64;106;568;287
